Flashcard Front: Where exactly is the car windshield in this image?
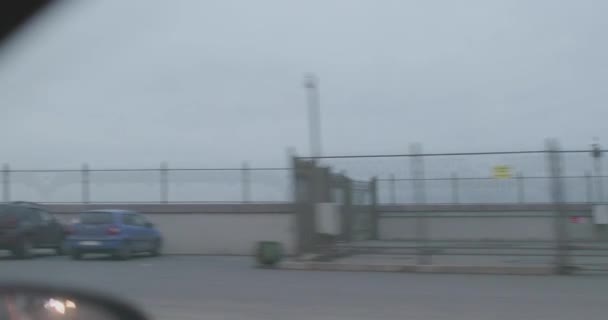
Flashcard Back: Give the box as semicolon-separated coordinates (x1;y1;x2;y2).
79;212;113;225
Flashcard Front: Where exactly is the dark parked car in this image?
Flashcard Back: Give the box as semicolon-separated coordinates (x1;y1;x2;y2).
65;210;163;260
0;202;66;259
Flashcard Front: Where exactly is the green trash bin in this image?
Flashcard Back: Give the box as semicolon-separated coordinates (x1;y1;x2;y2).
255;241;283;267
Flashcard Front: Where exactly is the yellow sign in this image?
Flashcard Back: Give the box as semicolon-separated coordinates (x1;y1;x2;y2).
493;165;512;179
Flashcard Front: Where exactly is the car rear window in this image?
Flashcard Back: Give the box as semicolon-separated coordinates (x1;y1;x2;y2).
79;212;114;224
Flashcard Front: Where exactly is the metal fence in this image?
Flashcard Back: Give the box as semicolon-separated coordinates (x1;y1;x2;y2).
379;175;607;205
314;145;607;205
0;163;291;203
292;157;377;255
293;140;608;274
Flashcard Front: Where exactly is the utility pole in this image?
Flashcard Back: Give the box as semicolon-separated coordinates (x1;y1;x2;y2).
304;73;322;158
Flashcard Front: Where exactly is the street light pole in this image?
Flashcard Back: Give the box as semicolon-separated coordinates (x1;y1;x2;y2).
304;73;322;158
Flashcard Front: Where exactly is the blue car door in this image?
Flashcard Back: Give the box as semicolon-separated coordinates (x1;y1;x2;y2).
121;213;146;251
134;214;156;250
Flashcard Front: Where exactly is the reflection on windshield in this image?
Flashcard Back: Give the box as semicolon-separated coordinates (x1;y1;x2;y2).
1;293;117;320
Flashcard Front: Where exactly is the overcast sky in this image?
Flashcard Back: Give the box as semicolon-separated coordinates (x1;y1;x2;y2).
0;0;607;169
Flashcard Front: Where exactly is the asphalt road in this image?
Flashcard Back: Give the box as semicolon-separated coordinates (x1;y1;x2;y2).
1;252;607;320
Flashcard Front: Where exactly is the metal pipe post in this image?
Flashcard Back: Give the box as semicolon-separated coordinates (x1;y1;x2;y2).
241;162;251;203
342;175;353;242
370;177;379;240
292;155;306;255
81;163;90;204
389;174;397;204
585;171;593;203
592;142;603;204
160;162;169;204
2;164;9;202
546;139;570;274
410;143;430;265
286;147;296;202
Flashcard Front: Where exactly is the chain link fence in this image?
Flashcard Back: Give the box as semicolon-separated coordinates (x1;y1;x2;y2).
1;163;291;203
294;141;608;274
316;147;606;205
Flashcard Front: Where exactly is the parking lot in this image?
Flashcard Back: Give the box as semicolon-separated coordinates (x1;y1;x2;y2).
1;252;607;320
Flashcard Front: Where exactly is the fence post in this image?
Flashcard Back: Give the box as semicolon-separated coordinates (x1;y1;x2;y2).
293;156;322;255
389;174;397;204
286;147;296;202
410;143;430;265
2;164;9;202
292;156;305;255
592;142;603;204
370;177;379;240
314;164;334;251
585;171;593;203
451;172;459;204
546;138;570;274
81;163;90;204
342;174;353;242
241;162;251;203
516;172;525;203
160;162;169;204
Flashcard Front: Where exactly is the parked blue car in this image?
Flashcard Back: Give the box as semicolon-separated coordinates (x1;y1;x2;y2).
65;209;162;260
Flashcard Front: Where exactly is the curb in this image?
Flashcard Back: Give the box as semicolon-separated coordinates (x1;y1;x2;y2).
279;261;555;275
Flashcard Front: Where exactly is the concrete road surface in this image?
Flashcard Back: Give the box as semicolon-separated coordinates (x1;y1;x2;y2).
0;253;607;320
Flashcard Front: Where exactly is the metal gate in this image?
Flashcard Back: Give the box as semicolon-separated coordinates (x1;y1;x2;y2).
351;180;375;241
292;140;608;275
292;157;378;257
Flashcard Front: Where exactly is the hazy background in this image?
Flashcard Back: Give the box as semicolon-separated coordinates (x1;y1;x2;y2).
1;0;606;170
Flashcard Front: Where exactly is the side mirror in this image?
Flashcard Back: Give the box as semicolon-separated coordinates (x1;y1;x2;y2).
0;282;148;320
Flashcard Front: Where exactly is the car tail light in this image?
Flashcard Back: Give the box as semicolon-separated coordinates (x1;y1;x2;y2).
106;225;121;235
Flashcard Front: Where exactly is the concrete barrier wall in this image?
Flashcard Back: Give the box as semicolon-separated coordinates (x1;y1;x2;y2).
146;213;295;255
378;204;602;241
41;203;605;256
46;203;296;255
